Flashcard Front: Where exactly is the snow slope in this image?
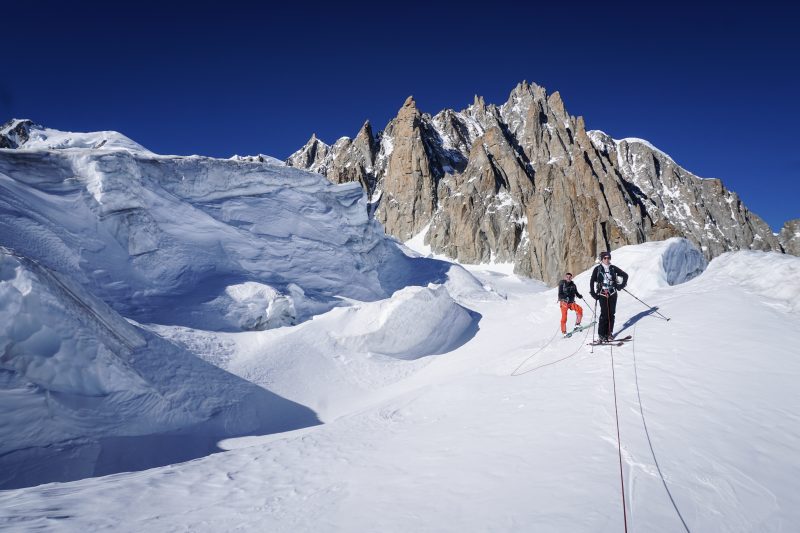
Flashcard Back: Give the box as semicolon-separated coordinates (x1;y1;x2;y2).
0;122;465;489
0;145;417;327
0;246;320;489
1;119;149;152
152;282;482;421
1;236;798;532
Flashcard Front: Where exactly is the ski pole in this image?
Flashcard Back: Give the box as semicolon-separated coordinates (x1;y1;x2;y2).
590;298;598;354
622;288;671;321
581;297;597;317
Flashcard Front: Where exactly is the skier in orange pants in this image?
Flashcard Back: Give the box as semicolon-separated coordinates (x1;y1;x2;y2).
558;272;583;335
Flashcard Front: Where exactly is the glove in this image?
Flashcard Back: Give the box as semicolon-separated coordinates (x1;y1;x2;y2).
590;292;598;300
576;293;583;299
618;284;626;291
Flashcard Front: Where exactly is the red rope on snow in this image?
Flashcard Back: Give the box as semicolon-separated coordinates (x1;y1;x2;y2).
610;345;629;533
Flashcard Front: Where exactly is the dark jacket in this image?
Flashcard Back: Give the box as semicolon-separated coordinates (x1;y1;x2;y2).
589;264;629;298
558;280;582;303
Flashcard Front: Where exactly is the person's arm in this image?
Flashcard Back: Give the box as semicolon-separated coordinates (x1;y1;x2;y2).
616;266;629;290
558;280;567;301
589;268;598;299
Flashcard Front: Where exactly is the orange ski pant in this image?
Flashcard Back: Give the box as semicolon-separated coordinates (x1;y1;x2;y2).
560;301;583;333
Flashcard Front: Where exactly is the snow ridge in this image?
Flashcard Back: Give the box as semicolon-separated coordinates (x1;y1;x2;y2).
1;118;150;152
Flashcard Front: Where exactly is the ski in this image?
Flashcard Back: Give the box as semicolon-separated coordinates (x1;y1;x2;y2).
588;335;632;347
563;320;596;338
589;341;624;347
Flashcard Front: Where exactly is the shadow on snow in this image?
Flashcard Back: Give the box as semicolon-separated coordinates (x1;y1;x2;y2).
615;306;663;338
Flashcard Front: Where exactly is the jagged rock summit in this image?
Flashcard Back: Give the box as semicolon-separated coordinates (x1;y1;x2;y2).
779;219;800;256
287;81;785;285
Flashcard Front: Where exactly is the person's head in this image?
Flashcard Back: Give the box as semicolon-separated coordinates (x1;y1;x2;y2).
599;251;611;263
564;272;573;281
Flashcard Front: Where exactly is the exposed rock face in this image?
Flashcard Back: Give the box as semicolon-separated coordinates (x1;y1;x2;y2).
327;121;378;195
287;81;783;284
779;219;800;256
374;97;444;240
0;119;35;148
429;125;531;270
607;135;779;258
286;134;331;174
287;122;379;196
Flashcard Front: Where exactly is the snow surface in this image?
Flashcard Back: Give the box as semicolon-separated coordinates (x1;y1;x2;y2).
617;137;676;165
1;119;150;152
586;129;699;181
229;154;286;166
0;123;458;489
0;246;322;489
1;124;799;532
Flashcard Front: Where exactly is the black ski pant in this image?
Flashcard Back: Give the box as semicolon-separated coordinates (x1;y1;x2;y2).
598;291;618;338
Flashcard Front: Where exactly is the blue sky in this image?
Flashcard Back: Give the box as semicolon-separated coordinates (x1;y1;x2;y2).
3;1;798;230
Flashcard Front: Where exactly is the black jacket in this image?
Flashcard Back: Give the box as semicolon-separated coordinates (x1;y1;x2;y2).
558;280;582;303
589;264;629;298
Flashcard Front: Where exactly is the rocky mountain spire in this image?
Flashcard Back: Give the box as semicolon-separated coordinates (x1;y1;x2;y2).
325;121;378;194
427;125;532;267
287;83;786;285
779;219;800;255
372;96;444;240
286;134;330;173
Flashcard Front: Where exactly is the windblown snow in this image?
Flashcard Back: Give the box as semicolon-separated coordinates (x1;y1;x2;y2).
1;121;798;532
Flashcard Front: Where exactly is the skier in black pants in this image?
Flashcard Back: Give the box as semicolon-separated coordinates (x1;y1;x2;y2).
589;251;629;343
